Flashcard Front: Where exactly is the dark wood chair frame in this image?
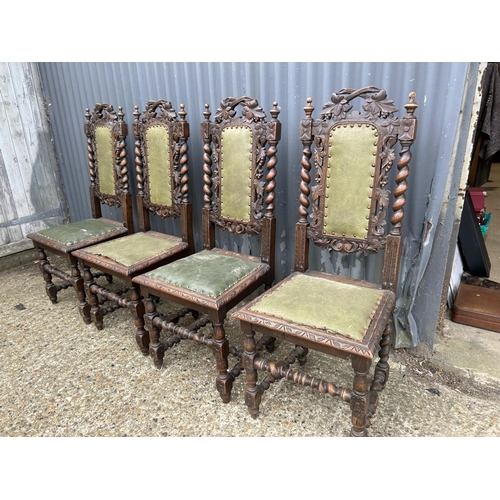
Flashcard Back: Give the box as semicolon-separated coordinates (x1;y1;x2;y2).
133;96;281;403
233;87;418;436
72;99;194;354
27;103;134;322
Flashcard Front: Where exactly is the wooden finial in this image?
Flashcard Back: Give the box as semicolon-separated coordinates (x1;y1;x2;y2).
203;103;211;121
304;97;314;118
133;105;140;121
405;92;418;116
270;101;280;121
179;103;187;121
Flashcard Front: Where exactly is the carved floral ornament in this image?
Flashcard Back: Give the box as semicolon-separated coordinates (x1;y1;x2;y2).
214;96;267;124
320;86;399;122
141;99;177;123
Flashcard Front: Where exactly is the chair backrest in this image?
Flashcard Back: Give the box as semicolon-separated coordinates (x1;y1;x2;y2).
132;99;194;252
84;103;134;232
200;96;281;271
294;86;418;292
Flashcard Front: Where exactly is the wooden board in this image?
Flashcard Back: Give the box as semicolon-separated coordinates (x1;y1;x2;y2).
452;283;500;333
0;62;66;248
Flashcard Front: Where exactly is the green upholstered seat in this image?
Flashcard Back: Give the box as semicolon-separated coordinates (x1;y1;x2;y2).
145;249;263;298
83;232;182;267
35;219;126;246
247;273;386;341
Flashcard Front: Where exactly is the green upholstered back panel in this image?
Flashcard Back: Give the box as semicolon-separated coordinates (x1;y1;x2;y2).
95;125;116;196
324;124;379;238
145;125;172;206
249;273;384;341
220;125;253;222
85;232;180;267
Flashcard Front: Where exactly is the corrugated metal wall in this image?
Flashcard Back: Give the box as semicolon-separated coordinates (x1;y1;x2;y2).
36;62;478;348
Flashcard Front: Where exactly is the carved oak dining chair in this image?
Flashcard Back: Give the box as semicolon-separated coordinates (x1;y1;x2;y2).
72;100;194;355
27;103;134;323
233;87;418;436
132;96;281;403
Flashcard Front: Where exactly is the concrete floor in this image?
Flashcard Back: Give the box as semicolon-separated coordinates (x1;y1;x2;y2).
1;255;499;438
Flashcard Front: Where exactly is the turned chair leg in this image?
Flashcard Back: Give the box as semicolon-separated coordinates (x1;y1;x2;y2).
264;337;276;353
144;296;165;368
129;286;149;355
83;266;103;330
71;261;91;324
212;320;233;404
242;325;263;418
350;356;372;437
372;321;392;392
38;248;58;304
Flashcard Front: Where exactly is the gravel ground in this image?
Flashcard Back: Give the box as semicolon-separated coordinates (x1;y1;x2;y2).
1;255;500;439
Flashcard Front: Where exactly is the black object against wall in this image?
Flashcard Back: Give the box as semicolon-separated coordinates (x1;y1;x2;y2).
458;190;491;277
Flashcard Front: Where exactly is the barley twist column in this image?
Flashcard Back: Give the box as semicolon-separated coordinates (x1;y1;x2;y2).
202;104;213;209
299;98;314;223
391;92;418;235
117;106;129;195
265;102;280;218
85;108;96;187
178;103;190;203
132;105;144;196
